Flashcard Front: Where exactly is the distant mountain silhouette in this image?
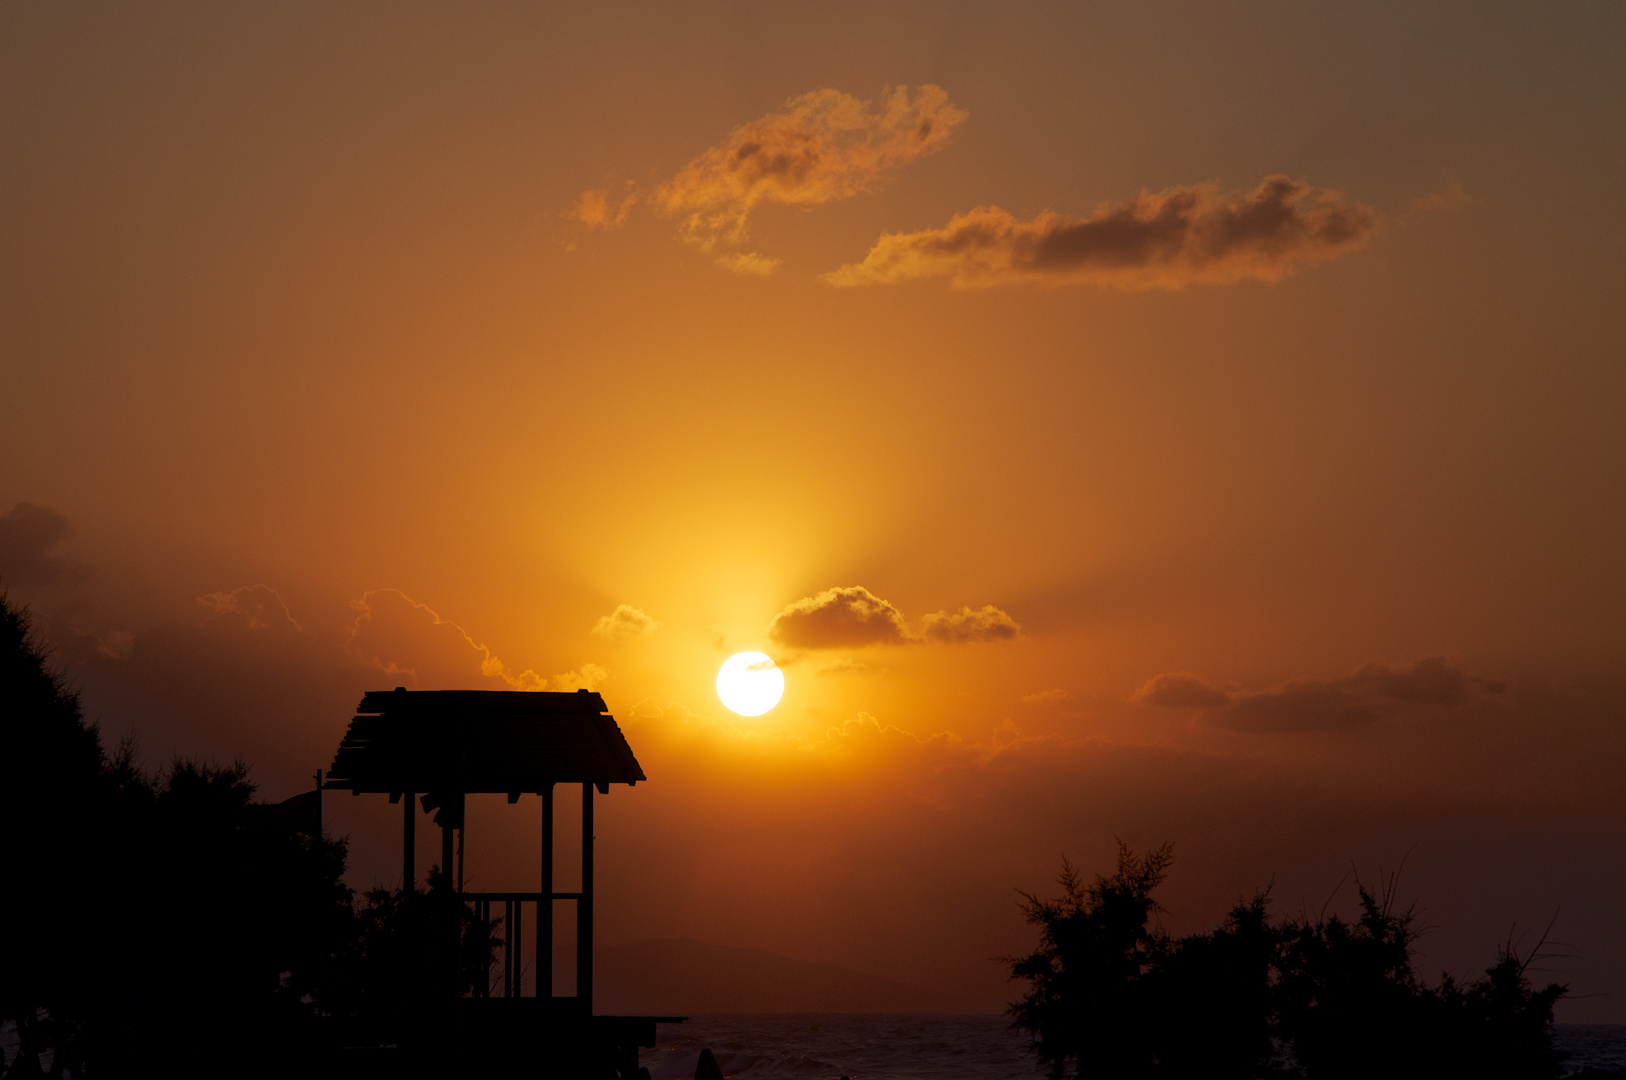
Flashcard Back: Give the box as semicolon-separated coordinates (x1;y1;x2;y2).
594;937;963;1014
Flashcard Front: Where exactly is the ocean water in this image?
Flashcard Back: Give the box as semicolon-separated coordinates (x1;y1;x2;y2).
4;1015;1622;1077
640;1015;1626;1080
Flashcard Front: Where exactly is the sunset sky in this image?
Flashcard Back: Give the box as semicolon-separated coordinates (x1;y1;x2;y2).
3;3;1624;1018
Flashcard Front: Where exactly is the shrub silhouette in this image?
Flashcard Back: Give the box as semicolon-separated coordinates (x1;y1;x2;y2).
322;868;505;1048
1144;893;1278;1079
1010;844;1567;1080
0;590;508;1077
1008;844;1173;1080
1;594;350;1077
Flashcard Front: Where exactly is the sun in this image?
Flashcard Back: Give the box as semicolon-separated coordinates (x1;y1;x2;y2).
716;651;785;716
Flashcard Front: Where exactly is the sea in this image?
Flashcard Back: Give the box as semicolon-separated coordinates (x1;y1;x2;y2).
3;1015;1623;1077
640;1015;1626;1080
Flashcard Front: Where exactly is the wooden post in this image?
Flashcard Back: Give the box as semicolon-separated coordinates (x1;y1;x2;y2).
442;819;456;999
541;783;553;1001
578;781;593;1013
403;791;415;892
441;820;455;890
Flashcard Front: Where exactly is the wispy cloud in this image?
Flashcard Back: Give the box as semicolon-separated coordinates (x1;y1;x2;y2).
571;185;638;229
197;585;303;633
572;86;967;274
1409;176;1477;215
768;585;1019;648
824;175;1377;289
713;251;782;276
1020;688;1068;705
344;587;599;691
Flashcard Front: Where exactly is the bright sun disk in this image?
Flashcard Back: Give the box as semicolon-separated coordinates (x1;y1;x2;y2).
716;651;785;716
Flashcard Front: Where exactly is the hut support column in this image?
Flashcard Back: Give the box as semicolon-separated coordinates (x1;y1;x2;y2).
442;819;457;1002
541;784;553;1001
403;792;415;892
578;781;593;1012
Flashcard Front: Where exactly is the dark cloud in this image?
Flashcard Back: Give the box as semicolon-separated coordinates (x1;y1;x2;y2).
1223;679;1384;731
768;586;911;648
1136;658;1487;731
1223;658;1479;732
1135;671;1232;708
825;176;1376;289
0;502;84;586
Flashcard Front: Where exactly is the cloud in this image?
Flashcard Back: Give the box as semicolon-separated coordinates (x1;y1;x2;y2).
345;588;547;691
918;605;1021;644
1134;672;1232;708
823;175;1377;289
769;586;911;648
1020;688;1069;705
571;185;637;229
768;586;1020;648
0;502;85;586
1222;657;1481;732
551;662;608;693
197;585;303;632
819;657;879;676
651;85;967;258
1410;176;1477;215
714;251;782;276
592;604;662;644
804;711;960;759
1135;657;1490;732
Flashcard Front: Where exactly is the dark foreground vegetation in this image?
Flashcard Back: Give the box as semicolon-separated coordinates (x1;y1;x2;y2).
1010;844;1568;1080
0;595;492;1079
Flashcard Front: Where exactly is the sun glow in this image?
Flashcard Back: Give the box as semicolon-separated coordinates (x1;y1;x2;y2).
716;651;785;716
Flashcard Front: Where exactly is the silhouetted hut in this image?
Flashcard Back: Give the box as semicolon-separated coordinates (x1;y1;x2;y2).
324;687;679;1077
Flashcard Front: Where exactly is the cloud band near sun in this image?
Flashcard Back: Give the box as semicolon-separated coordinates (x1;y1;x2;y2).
768;585;1018;648
823;175;1377;289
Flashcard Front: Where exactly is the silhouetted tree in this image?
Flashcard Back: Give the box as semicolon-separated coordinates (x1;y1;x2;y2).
1008;842;1173;1080
1429;951;1568;1080
0;592;352;1078
1273;880;1432;1079
321;867;504;1049
1;593;113;1077
1275;878;1567;1080
1010;846;1568;1080
1143;893;1279;1079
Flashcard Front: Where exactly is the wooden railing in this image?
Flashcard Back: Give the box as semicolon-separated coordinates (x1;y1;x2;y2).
461;889;584;1000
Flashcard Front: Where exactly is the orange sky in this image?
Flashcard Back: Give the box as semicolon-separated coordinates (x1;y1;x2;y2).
3;3;1624;1017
